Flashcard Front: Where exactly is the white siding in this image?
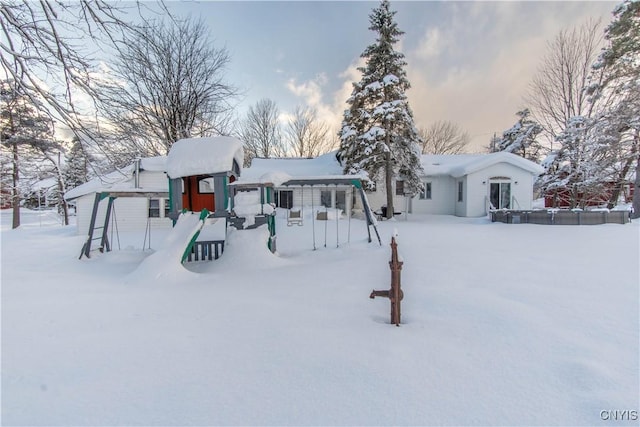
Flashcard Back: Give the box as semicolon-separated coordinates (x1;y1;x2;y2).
455;178;468;217
277;185;354;215
74;193;172;235
360;180;408;213
466;162;537;217
138;170;168;189
411;175;456;215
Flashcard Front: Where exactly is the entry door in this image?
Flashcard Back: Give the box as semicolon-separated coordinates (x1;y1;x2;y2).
490;181;511;209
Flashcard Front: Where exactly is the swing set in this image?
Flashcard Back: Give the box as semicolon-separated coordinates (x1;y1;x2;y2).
276;177;381;250
78;191;168;259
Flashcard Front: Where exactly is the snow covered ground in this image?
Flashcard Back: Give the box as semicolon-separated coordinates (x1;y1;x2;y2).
2;208;638;426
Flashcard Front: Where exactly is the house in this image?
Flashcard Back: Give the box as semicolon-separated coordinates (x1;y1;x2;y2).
543;179;635;209
241;151;543;218
64;156;171;234
358;151;543;217
240;152;364;216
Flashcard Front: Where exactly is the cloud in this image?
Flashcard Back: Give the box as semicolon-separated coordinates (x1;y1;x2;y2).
284;63;363;134
415;28;446;61
405;1;613;152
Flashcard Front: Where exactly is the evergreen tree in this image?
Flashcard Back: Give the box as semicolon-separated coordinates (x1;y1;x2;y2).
338;0;423;218
588;0;639;215
493;109;543;162
63;137;92;191
0;79;55;228
538;116;607;208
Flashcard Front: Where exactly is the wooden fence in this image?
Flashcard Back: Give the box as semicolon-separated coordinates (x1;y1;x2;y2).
491;210;630;225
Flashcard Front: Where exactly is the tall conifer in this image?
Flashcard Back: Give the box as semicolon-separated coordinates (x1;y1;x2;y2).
338;0;423;218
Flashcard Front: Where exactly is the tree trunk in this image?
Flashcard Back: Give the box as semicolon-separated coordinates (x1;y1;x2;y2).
385;150;394;219
608;151;636;209
11;141;20;229
58;177;69;226
56;152;69;226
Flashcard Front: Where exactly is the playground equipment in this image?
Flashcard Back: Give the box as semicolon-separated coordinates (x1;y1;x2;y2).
370;236;404;326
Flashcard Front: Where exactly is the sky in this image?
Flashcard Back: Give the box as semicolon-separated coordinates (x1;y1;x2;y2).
161;0;617;152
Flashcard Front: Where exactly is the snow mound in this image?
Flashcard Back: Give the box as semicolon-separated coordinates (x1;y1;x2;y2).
128;212;204;281
192;226;284;273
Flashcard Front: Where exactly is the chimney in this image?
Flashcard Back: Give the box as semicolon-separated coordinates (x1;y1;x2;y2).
134;158;141;188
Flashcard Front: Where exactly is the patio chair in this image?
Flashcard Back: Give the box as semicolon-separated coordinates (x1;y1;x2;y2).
287;208;303;226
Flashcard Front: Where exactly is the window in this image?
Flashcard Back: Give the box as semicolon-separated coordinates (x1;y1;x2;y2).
420;182;432;200
198;177;215;193
149;198;170;218
336;190;346;211
395;180;405;196
320;190;332;208
457;181;463;202
278;190;293;209
149;199;160;218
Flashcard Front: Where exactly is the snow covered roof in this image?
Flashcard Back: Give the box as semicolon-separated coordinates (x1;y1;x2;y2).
421;152;544;178
64;157;168;201
140;156;168;172
166;137;244;179
239;151;363;186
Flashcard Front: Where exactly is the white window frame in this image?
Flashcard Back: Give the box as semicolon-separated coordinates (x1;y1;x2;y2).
149;198;170;218
420;182;432;200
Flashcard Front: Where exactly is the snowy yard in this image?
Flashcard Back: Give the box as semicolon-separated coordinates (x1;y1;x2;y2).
1;208;638;426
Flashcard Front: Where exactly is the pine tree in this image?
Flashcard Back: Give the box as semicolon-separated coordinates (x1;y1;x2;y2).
493;109;543;162
539;116;607;208
63;137;92;191
588;0;639;215
338;0;424;218
0;79;56;228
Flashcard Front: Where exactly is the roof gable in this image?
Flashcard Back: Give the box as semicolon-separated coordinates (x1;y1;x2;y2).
64;157;168;201
421;152;543;178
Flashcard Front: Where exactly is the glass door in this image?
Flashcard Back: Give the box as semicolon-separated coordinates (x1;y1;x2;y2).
490;182;511;209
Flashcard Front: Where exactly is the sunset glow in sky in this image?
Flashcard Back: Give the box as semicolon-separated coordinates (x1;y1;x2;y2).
167;1;616;151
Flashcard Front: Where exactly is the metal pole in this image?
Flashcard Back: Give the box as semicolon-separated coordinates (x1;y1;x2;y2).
311;186;316;250
324;202;327;248
336;185;339;248
347;186;351;244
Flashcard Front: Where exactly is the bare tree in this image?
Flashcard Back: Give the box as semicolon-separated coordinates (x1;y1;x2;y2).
240;99;285;166
418;120;470;155
0;1;146;130
95;17;237;160
526;19;604;144
285;106;331;158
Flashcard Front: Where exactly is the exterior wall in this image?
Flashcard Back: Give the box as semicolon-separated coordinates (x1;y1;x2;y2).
411;175;456;215
360;180;409;214
75;193;172;235
138;170;168;188
276;185;354;215
455;177;468;217
466;162;537;217
408;162;538;217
